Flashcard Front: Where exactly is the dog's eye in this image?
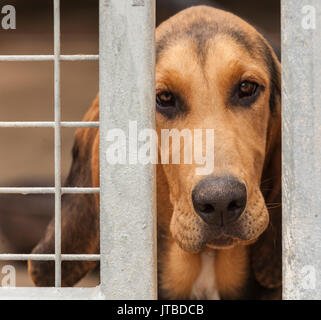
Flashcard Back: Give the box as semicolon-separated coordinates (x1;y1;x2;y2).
229;80;263;108
156;91;176;108
156;91;181;118
156;90;187;118
238;81;258;98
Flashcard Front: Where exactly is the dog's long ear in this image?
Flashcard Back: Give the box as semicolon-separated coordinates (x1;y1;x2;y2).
28;97;100;287
251;44;282;290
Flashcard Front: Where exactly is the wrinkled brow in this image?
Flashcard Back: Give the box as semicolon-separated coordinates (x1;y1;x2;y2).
156;20;254;65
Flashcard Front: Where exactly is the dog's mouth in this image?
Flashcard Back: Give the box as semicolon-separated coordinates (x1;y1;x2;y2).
206;235;239;249
205;235;258;249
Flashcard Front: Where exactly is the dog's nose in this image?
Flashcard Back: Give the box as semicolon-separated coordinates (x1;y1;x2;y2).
192;175;247;226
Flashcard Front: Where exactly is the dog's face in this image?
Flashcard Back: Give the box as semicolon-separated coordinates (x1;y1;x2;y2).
156;7;281;252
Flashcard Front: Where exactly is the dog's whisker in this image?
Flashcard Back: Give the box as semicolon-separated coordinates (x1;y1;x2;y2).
260;177;274;186
266;204;282;209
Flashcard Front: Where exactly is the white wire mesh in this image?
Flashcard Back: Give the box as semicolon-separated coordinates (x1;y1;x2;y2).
0;0;157;300
0;0;101;289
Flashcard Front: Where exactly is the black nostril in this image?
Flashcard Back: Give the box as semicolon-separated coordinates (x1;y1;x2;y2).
198;203;215;214
228;200;244;214
226;199;246;223
192;175;247;226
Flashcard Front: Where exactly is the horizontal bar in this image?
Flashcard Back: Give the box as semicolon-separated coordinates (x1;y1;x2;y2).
62;187;100;194
0;254;100;261
62;254;100;261
61;122;99;128
0;122;99;128
0;55;99;62
0;287;104;300
61;55;99;61
0;187;100;194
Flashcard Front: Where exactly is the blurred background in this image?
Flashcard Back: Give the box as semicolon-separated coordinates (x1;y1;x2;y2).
0;0;280;287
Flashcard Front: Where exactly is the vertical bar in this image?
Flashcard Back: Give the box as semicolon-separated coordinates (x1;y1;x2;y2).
54;0;62;287
99;0;157;299
282;0;321;299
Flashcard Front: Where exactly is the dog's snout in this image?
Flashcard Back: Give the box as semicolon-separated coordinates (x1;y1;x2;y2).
192;175;247;226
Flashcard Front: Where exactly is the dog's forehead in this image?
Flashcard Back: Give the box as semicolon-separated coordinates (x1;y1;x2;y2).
156;6;259;64
156;6;280;113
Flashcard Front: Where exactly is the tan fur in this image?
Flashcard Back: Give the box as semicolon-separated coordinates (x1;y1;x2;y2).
159;240;249;299
160;242;201;299
215;246;249;298
156;6;281;299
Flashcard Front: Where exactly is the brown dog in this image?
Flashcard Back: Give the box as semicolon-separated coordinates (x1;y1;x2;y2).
29;6;281;299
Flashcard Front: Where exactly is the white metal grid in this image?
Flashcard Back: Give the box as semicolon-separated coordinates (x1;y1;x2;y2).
0;0;157;300
0;0;101;288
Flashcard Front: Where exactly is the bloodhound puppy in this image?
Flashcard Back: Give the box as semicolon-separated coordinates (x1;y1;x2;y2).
29;6;281;299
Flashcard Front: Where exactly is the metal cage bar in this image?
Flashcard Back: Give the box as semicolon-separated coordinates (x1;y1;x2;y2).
282;0;321;300
0;122;99;128
0;188;100;194
54;0;62;287
0;55;99;61
0;0;156;300
0;0;103;298
99;0;157;299
0;254;100;261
